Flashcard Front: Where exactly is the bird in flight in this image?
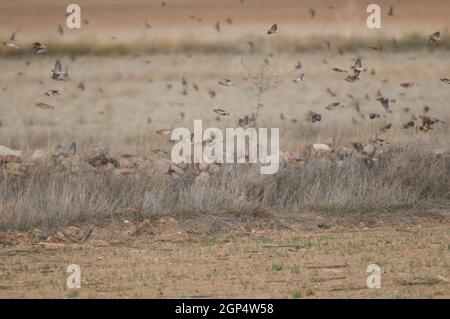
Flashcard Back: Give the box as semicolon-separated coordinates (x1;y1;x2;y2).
68;142;77;155
292;73;305;83
32;42;48;54
2;32;20;50
44;90;60;97
267;24;280;35
215;21;221;33
388;6;394;16
369;44;384;51
346;57;365;82
377;97;392;112
51;60;68;81
332;67;348;73
369;113;380;120
218;79;235;87
419;116;444;132
325;102;341;110
213;108;230;116
35;102;56;110
238;116;250;128
429;31;441;45
307;111;322;123
57;24;64;36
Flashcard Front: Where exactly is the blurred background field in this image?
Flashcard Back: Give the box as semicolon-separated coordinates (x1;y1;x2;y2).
0;0;449;55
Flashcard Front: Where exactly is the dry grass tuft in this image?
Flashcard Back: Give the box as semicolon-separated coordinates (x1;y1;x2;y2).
1;144;448;231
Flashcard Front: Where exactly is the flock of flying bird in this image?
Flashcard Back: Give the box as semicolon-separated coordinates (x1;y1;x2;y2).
1;3;450;148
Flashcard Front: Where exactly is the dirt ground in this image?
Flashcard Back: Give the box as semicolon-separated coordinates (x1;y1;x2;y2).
1;210;450;298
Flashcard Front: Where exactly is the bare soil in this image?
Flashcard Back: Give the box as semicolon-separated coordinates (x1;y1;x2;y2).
1;210;449;298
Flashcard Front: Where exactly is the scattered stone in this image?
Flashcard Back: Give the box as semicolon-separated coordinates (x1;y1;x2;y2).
29;149;46;163
0;145;23;163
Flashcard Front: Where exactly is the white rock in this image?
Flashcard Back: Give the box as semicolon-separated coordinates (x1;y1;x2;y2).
313;144;332;152
0;145;22;162
30;149;46;162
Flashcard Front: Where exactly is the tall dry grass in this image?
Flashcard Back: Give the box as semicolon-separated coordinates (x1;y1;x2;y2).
1;143;449;231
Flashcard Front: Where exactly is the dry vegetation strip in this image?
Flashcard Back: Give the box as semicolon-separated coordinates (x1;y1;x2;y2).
1;144;449;231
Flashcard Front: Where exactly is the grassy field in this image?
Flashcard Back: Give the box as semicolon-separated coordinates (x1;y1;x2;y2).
1;0;450;299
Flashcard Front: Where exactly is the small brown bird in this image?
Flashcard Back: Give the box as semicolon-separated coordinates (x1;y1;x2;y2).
388;6;394;16
377;97;391;112
429;31;441;45
419;115;444;131
332;67;348;73
403;121;415;129
267;23;279;35
440;78;450;85
380;123;392;132
348;57;365;81
214;21;221;33
44;89;60;97
57;24;64;36
35;102;56;110
326;102;341;110
369;113;382;120
326;87;337;97
68;142;77;155
345;75;359;83
369;44;384;51
31;42;47;54
3;32;20;50
181;76;188;87
307;111;322;123
218;79;235;87
51;60;67;81
400;82;415;88
293;73;305;83
352;142;364;154
238;116;250;128
189;15;202;22
213;108;230;116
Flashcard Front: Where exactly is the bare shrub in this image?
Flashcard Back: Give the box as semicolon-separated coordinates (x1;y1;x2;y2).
241;58;283;127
